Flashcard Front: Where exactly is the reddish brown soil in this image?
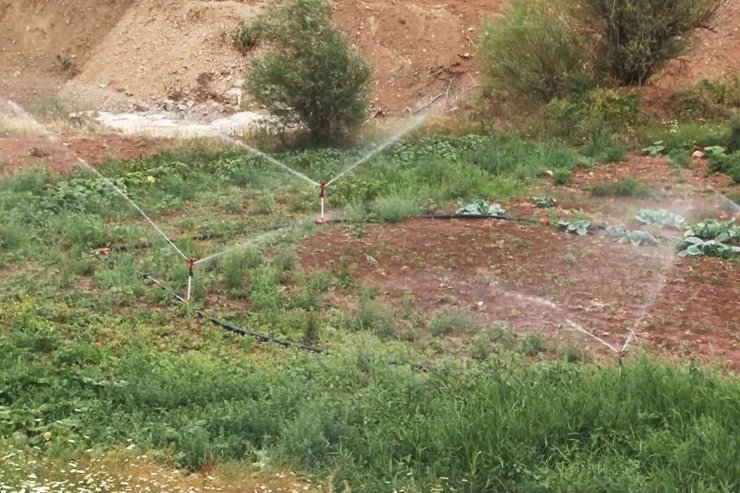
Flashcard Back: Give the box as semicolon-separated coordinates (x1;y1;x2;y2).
515;155;740;227
300;218;739;369
0;135;167;175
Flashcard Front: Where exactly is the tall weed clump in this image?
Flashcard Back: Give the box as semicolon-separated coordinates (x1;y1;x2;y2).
479;0;587;103
245;0;371;142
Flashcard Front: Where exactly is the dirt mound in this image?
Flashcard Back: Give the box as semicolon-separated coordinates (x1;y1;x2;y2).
75;0;500;112
332;0;503;112
1;0;738;115
0;0;133;102
651;0;740;89
76;0;259;103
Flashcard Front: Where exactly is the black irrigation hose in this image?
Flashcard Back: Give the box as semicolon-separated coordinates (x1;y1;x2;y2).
141;272;329;354
140;272;437;371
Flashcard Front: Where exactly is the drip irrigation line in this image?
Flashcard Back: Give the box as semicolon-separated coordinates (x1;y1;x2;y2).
141;272;436;370
141;272;329;354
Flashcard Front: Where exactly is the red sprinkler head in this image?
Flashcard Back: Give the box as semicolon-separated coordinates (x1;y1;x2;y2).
319;182;326;198
187;258;196;274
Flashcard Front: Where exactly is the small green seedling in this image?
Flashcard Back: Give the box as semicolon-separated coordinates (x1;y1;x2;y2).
533;196;556;208
558;219;591;236
605;226;658;246
457;199;506;216
642;141;666;156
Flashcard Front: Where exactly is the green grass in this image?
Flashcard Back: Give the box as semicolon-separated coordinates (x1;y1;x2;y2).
430;311;476;336
1;316;738;492
590;177;657;198
644;122;730;152
371;194;420;223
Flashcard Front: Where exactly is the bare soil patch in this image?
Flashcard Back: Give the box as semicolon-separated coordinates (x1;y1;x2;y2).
0;135;169;175
300;218;739;369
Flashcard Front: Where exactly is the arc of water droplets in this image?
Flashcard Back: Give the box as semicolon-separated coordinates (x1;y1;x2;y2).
325;87;473;188
4;100;188;261
193;216;316;267
75;158;189;261
210;132;320;187
505;291;636;356
325;111;433;187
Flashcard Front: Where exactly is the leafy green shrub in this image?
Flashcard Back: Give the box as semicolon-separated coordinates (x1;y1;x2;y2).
250;192;275;214
353;295;395;338
222;248;262;292
430;312;475;337
520;332;547;356
479;0;586;103
681;77;740;120
589;178;656;198
583;135;627;163
707;149;740;184
331;178;383;207
245;0;371;141
553;169;572;186
728;119;740;154
0;218;28;251
470;136;584;180
249;264;283;311
571;0;726;84
371;195;419;223
545;88;642;144
234;20;261;53
669;148;691;168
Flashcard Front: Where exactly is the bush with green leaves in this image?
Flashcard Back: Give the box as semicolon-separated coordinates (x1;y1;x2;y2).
479;0;586;103
728;119;740;154
706;146;740;184
371;195;420;223
589;177;656;198
545;88;642;144
233;20;261;53
245;0;371;141
570;0;726;85
681;77;740;120
553;168;573;186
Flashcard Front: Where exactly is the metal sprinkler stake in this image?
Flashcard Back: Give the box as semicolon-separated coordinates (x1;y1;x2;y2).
186;258;196;301
315;183;328;225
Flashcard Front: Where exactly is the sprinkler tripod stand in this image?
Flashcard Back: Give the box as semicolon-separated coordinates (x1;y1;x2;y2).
315;183;328;225
186;258;196;301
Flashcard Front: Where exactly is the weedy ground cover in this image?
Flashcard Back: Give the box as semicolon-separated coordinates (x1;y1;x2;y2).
1;134;739;492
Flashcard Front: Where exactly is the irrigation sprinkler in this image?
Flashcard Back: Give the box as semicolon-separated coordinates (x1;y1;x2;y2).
186;258;197;301
316;183;328;225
